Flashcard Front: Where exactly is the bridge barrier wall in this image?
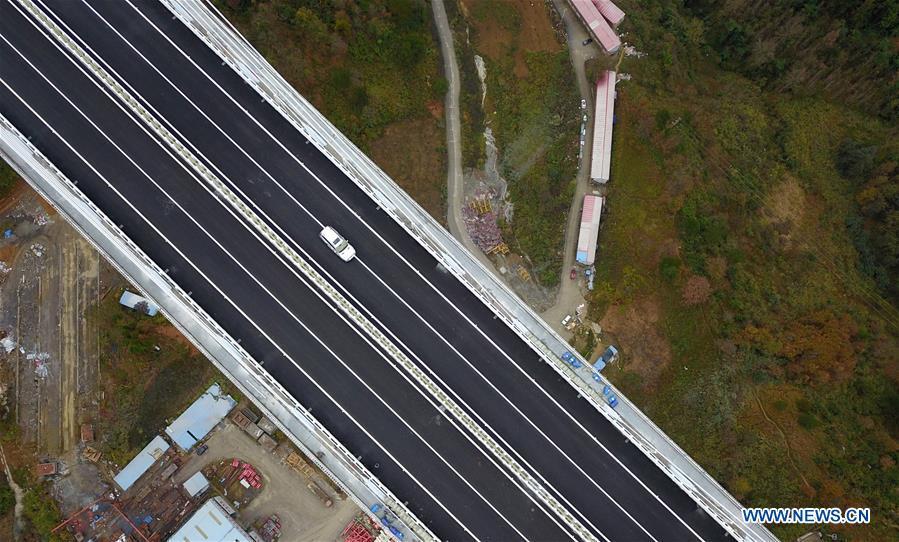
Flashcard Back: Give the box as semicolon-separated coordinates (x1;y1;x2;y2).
0;113;430;542
161;2;779;540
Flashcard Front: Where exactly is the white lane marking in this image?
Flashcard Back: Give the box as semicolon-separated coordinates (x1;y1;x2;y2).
113;1;705;539
22;3;595;538
0;28;500;542
60;5;613;537
0;72;475;542
29;6;576;539
3;12;567;538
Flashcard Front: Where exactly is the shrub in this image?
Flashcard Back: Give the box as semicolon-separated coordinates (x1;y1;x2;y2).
659;256;680;282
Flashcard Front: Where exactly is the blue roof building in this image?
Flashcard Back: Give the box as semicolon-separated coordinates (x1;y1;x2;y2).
165;383;236;450
113;435;170;491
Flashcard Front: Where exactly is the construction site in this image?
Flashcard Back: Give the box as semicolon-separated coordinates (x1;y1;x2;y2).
0;178;361;542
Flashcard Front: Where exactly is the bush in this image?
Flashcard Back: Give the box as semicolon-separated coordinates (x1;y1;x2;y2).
836;138;879;181
0;477;14;516
23;486;63;540
0;160;19;200
659;256;680;282
797;412;820;430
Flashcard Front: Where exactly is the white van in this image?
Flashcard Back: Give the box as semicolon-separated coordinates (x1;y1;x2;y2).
320;226;356;262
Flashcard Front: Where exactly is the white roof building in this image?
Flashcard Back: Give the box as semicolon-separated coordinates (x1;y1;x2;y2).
113;435;169;491
590;71;617;184
119;290;159;316
576;195;604;266
167;498;253;542
183;471;210;498
165;383;236;450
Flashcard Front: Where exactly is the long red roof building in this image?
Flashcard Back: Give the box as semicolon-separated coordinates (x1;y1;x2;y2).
590;70;617;184
569;0;621;54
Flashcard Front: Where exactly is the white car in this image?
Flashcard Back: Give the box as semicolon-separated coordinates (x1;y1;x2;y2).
580;99;587;110
320;226;356;262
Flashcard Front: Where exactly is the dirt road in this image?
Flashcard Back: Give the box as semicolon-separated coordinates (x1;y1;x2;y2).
540;0;603;334
0;191;104;458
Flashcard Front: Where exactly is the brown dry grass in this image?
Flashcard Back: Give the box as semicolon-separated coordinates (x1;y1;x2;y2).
370;117;446;222
599;297;672;388
461;0;560;76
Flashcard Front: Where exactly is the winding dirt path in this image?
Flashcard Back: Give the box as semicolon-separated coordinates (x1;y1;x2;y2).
0;442;25;541
431;0;496;272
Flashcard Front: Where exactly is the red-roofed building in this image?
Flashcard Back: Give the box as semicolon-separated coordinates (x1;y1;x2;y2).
590;71;617;184
592;0;625;27
568;0;621;54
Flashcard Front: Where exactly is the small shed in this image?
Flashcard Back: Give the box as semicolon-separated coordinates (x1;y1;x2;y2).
232;410;252;430
258;433;277;453
80;423;94;443
118;290;159;316
244;422;264;440
240;408;260;424
257;416;276;436
35;462;57;477
183;471;210;498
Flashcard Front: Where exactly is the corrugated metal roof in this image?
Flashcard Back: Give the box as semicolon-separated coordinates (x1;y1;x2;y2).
114;435;170;491
119;290;159;316
165;383;236;450
569;0;621;53
576;195;604;266
183;471;210;498
590;71;617;183
592;0;625;27
166;499;253;542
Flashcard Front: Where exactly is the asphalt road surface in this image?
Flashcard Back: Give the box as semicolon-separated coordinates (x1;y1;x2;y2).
0;1;733;540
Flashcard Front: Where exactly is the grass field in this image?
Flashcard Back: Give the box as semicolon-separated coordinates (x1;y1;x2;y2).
593;2;898;539
454;0;579;286
215;0;447;221
91;287;238;467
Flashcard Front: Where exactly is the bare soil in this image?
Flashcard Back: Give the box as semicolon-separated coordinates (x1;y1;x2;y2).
370;116;447;222
176;422;359;542
461;0;561;76
599;297;672;389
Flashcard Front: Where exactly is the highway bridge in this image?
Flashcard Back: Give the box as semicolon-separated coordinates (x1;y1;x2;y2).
0;1;769;540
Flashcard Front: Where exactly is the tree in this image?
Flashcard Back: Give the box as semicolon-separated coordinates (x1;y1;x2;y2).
778;311;856;385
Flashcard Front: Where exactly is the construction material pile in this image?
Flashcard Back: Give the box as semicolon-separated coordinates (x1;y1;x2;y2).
463;207;503;252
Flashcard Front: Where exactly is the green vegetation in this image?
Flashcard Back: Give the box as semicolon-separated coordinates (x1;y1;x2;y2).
217;0;446;218
92;288;222;466
218;0;441;138
22;484;63;541
491;51;579;286
0;476;13;517
690;0;898;121
593;1;898;539
0;160;20;200
444;0;486;170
